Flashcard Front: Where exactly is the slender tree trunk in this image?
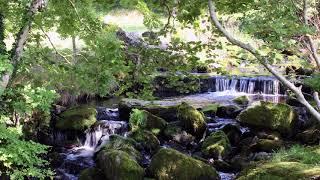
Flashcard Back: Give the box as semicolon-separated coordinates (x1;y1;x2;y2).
0;0;45;94
208;0;320;122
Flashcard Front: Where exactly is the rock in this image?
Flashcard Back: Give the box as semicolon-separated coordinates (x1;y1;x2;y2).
201;104;219;117
119;99;179;121
97;150;144;180
148;148;219;180
55;106;97;131
173;131;195;146
216;104;242;118
237;162;320;180
233;96;249;106
101;134;142;162
296;127;320;145
79;168;105;180
163;122;182;139
128;130;160;153
238;101;297;135
251;152;272;161
250;139;283;152
212;159;233;172
201;130;231;159
129;109;167;135
230;155;250;171
177;102;207;138
222;124;242;145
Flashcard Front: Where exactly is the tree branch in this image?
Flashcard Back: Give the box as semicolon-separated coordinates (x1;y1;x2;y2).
208;0;320;122
67;0;94;34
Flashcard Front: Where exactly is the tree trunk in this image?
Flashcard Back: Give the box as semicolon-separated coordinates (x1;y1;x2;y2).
208;0;320;122
0;0;45;94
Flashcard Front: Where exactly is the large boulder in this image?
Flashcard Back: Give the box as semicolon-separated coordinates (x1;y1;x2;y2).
238;101;297;135
97;150;144;180
148;148;219;180
201;104;219;117
233;96;249;106
119;99;179;122
129;109;167;135
55;106;97;131
237;162;320;180
216;104;242;118
128;130;160;153
201;130;231;159
177;102;207;138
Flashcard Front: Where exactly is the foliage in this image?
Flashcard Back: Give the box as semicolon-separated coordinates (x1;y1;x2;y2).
129;109;146;131
0;116;53;179
304;74;320;92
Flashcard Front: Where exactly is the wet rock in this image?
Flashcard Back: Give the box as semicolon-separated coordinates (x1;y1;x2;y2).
79;168;105;180
97;150;144;180
201;104;219;117
212;159;233;172
237;162;320;180
217;104;242;118
238;101;297;135
222;124;242;145
96;107;119;121
233;96;249;106
296;127;320;145
128;130;160;153
55;106;97;131
251;152;272;161
148;148;219;180
230;155;250;171
201;130;231;159
177;102;207;138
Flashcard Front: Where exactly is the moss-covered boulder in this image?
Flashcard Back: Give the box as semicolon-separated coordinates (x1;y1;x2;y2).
238;101;297;135
79;168;105;180
148;148;219;180
201;104;219;117
233;96;249;106
129;109;167;135
128;130;160;152
201;130;231;159
55;106;97;131
97;150;144;180
177;102;207;138
101;134;142;161
237;162;320;180
296;127;320;145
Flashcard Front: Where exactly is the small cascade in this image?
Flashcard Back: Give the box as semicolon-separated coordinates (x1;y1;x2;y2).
213;76;284;95
55;110;128;179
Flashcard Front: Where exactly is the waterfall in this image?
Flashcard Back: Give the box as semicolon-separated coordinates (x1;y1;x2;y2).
212;76;283;95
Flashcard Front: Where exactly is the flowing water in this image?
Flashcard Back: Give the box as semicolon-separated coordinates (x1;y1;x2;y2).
54;75;287;180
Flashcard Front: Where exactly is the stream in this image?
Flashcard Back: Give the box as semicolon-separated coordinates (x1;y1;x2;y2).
53;75;290;180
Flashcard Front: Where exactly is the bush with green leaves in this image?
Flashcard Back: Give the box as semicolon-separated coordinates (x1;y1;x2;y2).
0;116;53;179
304;74;320;92
129;109;147;131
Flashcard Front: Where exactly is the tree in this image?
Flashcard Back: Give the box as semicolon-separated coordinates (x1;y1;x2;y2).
207;0;320;121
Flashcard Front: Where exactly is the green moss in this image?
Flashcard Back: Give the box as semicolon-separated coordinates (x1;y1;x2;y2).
233;96;249;106
97;150;144;180
79;168;105;180
163;124;182;139
101;134;142;161
177;102;207;137
201;130;231;159
129;130;160;152
237;162;320;180
148;148;219;180
238;101;297;135
55;106;97;131
129;109;167;135
201;104;219;117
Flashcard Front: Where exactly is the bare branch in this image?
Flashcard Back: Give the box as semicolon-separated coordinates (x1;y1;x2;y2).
313;92;320;110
